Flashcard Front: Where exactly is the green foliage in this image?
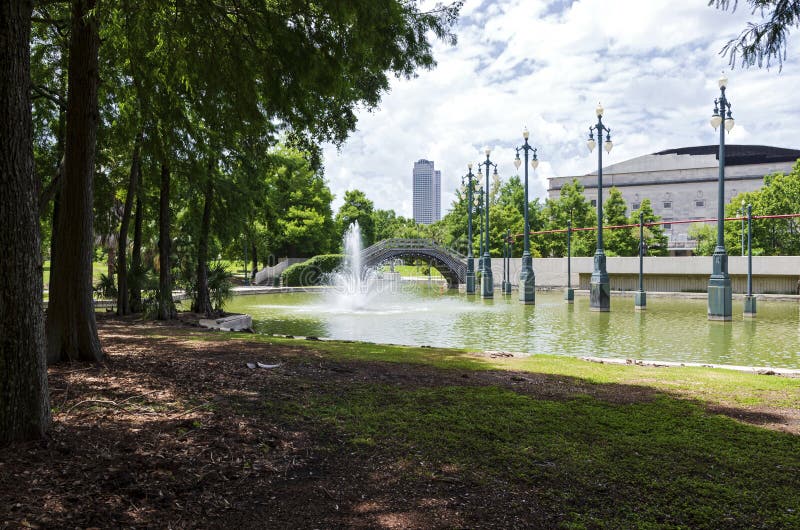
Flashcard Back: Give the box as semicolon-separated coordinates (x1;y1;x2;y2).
691;161;800;255
94;273;117;299
629;198;668;256
207;262;233;312
539;179;596;257
711;0;800;69
281;254;343;286
336;189;375;247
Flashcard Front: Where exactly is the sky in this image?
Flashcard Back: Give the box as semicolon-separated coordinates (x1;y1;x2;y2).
321;0;800;219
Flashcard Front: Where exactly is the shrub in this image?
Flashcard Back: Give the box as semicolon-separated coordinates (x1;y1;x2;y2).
281;254;343;286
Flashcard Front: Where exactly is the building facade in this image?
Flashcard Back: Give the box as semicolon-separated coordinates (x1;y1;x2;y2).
548;145;800;253
413;159;441;224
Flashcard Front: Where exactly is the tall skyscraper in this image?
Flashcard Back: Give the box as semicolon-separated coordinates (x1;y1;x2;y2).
412;159;441;224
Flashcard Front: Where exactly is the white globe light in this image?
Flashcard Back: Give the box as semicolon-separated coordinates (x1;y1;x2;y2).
522;127;529;140
587;138;596;152
710;114;722;130
724;117;735;132
514;156;521;169
596;103;604;117
531;158;539;170
604;139;613;153
718;73;728;89
484;146;491;156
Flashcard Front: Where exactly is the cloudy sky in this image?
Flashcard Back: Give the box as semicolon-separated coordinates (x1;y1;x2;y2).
322;0;800;218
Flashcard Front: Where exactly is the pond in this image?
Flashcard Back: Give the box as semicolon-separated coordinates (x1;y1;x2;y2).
225;284;800;369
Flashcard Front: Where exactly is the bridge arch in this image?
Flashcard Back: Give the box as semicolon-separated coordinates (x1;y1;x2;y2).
360;239;466;289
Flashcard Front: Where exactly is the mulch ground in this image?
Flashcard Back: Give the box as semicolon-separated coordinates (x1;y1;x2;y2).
1;314;797;529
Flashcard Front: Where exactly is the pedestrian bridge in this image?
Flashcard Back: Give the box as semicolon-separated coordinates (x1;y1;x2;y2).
361;238;467;289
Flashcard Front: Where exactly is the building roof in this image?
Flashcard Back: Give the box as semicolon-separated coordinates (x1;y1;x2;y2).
653;145;800;166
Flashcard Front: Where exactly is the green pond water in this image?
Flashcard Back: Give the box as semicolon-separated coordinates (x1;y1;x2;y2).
225;287;800;369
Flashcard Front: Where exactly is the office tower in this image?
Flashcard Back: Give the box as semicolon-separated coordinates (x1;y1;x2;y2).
413;159;441;224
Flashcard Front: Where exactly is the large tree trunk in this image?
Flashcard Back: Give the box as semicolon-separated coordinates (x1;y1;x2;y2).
116;130;142;315
0;0;52;443
46;0;105;364
192;176;214;316
157;161;176;320
129;192;143;312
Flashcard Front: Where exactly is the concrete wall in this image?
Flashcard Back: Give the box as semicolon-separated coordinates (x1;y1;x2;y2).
485;256;800;294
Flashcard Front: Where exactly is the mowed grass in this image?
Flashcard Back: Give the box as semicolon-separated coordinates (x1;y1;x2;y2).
43;260;107;290
152;328;800;527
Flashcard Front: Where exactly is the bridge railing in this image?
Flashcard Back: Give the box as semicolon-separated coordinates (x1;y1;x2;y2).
361;238;466;261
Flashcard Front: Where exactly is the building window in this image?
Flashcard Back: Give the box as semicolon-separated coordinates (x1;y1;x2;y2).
590;199;597;207
631;202;641;210
695;199;705;208
663;218;673;230
663;201;672;209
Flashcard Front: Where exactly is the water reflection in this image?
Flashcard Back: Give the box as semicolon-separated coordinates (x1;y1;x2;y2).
225;290;800;369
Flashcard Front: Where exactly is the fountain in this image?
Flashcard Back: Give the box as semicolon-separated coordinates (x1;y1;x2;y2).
326;221;381;311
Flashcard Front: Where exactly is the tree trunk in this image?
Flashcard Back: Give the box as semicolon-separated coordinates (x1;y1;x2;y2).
192;176;214;316
116;130;142;315
129;192;143;312
46;0;105;364
0;0;52;443
157;161;176;320
251;242;258;282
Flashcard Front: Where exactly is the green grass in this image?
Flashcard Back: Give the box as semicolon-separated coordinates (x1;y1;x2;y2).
147;327;800;527
378;264;444;277
43;260;107;290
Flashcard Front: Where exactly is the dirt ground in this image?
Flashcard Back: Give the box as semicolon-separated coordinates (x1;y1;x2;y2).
1;315;797;529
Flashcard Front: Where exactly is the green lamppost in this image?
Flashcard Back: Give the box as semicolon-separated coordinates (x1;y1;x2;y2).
564;218;574;303
475;185;484;276
478;147;498;298
462;163;478;294
587;103;614;311
514;127;540;304
744;204;756;318
708;73;735;321
635;211;646;310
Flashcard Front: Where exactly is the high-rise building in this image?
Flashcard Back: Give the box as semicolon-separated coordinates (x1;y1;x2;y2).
413;159;441;224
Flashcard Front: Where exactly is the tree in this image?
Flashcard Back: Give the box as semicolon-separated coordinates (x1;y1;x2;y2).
690;163;800;255
603;187;638;256
46;0;106;363
631;199;668;256
1;0;51;442
336;189;375;247
539;179;596;257
711;0;800;68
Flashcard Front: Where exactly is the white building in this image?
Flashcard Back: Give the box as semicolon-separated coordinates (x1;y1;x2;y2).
548;145;800;253
412;159;441;224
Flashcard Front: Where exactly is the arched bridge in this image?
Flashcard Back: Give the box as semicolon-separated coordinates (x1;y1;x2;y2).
361;238;467;288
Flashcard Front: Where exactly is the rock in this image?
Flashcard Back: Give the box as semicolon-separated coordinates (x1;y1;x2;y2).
199;314;253;332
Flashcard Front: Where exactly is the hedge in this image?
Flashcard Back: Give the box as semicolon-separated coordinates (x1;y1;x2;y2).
281;254;344;286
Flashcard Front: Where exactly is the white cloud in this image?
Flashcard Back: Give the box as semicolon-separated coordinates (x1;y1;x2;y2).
323;0;800;218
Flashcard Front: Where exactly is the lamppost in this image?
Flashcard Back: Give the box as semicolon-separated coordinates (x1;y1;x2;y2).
503;229;513;295
635;211;646;310
478;147;498;298
475;185;484;275
514;127;540;304
744;204;756;318
740;199;746;256
564;218;574;303
708;73;735;321
587;103;613;311
461;163;478;294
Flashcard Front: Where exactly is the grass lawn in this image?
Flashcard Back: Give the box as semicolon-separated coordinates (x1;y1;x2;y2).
379;264;444;277
5;319;797;528
43;260;108;290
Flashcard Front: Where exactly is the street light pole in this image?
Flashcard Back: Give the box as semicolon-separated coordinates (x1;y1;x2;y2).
514;128;540;304
744;203;756;318
741;200;746;257
635;211;646;310
587;103;613;311
478;147;498;298
564;218;574;303
462;163;477;294
708;73;735;321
